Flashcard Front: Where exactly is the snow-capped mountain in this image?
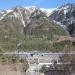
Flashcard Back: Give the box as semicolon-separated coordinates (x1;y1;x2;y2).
0;6;55;28
0;6;55;20
50;3;75;36
0;4;75;36
0;6;67;36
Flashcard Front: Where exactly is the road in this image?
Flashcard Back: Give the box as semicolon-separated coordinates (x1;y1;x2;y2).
26;64;44;75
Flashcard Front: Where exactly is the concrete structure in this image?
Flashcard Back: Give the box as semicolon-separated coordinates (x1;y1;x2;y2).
27;54;60;65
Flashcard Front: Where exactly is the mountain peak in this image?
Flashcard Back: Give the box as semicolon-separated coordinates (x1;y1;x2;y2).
49;3;75;36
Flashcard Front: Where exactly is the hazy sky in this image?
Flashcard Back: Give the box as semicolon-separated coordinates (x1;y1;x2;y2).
0;0;75;9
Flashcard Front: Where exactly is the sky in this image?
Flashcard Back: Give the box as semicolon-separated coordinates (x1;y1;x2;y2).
0;0;75;9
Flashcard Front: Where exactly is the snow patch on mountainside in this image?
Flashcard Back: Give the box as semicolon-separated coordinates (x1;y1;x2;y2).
0;14;7;20
53;20;66;29
40;8;56;16
24;6;56;16
7;10;13;13
20;14;26;27
24;6;38;14
13;10;26;27
59;6;69;14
